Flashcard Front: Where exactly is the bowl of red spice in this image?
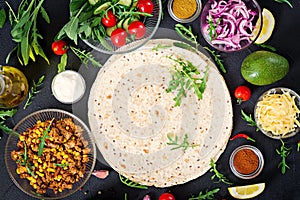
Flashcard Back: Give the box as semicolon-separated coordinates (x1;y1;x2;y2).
168;0;202;23
229;145;264;179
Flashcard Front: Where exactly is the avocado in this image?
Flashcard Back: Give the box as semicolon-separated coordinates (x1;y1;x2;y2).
241;51;289;86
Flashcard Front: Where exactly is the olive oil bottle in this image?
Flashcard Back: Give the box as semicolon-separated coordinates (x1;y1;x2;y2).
0;65;29;108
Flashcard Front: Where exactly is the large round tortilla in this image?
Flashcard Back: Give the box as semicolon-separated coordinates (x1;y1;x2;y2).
88;39;233;187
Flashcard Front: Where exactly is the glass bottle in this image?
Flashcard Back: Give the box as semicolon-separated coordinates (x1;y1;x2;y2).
0;65;29;108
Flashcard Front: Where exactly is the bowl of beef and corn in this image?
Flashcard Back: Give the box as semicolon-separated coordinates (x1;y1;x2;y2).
5;109;96;199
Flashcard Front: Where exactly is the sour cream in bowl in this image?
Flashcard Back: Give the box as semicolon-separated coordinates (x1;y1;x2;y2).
51;70;86;104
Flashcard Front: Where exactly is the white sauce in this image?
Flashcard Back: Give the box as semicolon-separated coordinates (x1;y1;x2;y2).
51;70;86;104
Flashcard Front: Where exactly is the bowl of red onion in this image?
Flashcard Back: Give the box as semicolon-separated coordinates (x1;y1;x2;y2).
200;0;262;52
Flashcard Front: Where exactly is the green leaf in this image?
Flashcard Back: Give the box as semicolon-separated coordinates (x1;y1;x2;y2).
40;6;50;24
0;109;17;120
58;53;68;73
65;18;79;44
38;120;52;157
119;174;148;189
188;188;220;200
0;9;6;28
23;75;45;109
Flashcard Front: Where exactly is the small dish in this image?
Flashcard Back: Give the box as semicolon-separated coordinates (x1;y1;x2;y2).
254;87;300;139
5;109;96;199
200;0;262;52
229;145;264;179
52;70;86;104
167;0;202;23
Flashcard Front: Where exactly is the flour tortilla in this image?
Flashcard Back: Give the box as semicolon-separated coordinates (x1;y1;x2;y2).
88;39;233;187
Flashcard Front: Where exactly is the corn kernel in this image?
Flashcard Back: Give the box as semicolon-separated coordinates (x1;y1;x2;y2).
35;129;41;134
63;155;69;159
33;133;37;138
19;135;25;141
83;155;87;158
16;168;20;174
61;160;66;164
38;158;42;163
34;163;38;168
27;138;31;143
50;138;54;141
47;168;55;173
63;139;67;143
33;155;38;160
43;163;47;168
74;152;80;157
66;126;69;130
59;188;63;193
33;184;37;189
37;120;41;124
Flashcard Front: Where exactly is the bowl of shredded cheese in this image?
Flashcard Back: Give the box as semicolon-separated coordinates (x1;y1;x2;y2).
254;87;300;139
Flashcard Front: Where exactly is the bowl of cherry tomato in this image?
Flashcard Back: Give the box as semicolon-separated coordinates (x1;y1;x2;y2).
68;0;162;54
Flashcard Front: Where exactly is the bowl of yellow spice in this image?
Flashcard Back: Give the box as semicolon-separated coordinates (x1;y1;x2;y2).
168;0;202;23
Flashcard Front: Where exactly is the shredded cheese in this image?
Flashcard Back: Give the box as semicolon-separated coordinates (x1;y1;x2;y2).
255;90;300;136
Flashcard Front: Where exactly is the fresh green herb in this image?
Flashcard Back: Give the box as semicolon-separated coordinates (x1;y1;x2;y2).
56;0;150;49
16;141;36;177
241;109;259;131
23;75;45;109
256;43;276;51
175;24;199;49
207;16;221;41
152;44;172;51
297;140;300;152
0;8;6;28
57;53;68;73
55;163;69;168
38;119;53;157
119;174;148;189
6;0;50;66
189;188;220;200
124;193;128;200
203;47;226;73
0;109;17;120
209;159;232;185
276;139;291;174
274;0;293;8
0;121;19;136
166;55;208;106
167;134;199;150
70;46;102;68
173;42;197;53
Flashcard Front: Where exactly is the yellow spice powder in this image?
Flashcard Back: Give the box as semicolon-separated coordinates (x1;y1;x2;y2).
172;0;197;19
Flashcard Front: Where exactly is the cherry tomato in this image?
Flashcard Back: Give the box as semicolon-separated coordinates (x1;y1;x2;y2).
101;10;117;27
158;192;175;200
234;85;251;104
110;28;127;47
128;21;146;39
51;40;69;55
137;0;154;14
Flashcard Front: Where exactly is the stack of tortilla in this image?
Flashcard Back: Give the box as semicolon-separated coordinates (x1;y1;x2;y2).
88;39;233;187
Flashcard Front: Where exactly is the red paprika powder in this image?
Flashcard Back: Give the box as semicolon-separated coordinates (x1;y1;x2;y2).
233;148;259;174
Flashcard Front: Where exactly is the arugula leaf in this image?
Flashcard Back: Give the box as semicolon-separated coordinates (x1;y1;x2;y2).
119;174;148;189
175;24;199;49
276;139;291;174
55;163;69;168
0;109;17;120
6;0;50;66
0;9;6;29
0;121;19;136
58;53;68;73
210;159;232;185
189;188;220;200
167;134;200;150
23;75;45;109
152;44;172;51
256;43;276;52
70;46;102;68
38;119;53;157
203;46;226;73
241;109;259;131
166;56;209;106
274;0;293;8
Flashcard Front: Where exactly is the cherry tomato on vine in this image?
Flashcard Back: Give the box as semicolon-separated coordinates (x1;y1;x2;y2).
158;192;175;200
101;10;117;27
110;28;127;47
137;0;154;14
234;85;251;104
128;21;146;39
51;40;69;55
